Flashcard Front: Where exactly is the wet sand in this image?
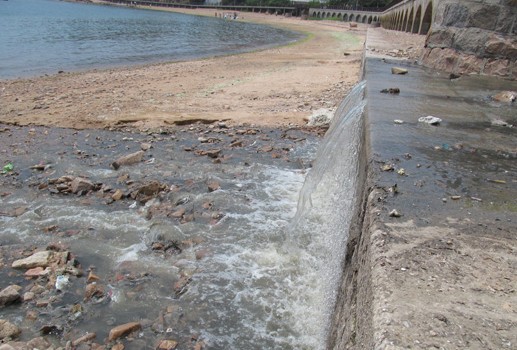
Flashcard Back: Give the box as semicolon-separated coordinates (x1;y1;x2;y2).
0;6;367;130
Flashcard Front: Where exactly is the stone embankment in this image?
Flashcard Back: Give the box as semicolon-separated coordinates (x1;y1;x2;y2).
422;0;516;79
329;27;517;349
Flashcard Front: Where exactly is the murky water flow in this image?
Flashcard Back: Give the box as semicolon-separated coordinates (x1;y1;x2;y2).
0;83;365;350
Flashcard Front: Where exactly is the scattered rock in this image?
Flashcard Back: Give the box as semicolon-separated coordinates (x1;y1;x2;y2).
207;181;220;192
389;209;401;217
491;91;516;103
0;286;21;307
157;339;178;350
307;108;334;127
112;150;145;170
108;322;142;341
84;283;105;301
418;116;442;125
393;119;404;124
70;177;95;194
73;332;97;346
490;119;512;127
381;164;394;172
169;207;186;219
391;67;408;75
0;319;21;340
12;251;52;269
112;189;124;201
140;143;152;151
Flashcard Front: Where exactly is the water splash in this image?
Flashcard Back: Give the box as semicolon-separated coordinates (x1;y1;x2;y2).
285;81;367;347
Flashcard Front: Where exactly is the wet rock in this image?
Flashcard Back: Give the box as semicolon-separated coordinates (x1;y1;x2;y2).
112;150;145;170
84;283;105;301
491;119;512;127
22;292;35;302
0;286;21;307
259;145;274;153
24;267;49;278
73;333;97;347
491;91;516;103
71;177;94;194
205;149;221;159
207;181;220;192
381;164;394;172
131;181;166;203
391;67;408;75
108;322;142;341
141;143;152;151
157;339;178;350
389;209;401;217
12;251;52;269
307;108;334;127
418;116;442;125
112;189;124;201
87;271;101;283
380;88;400;94
169;207;185;219
173;275;192;296
112;343;125;350
0;319;21;340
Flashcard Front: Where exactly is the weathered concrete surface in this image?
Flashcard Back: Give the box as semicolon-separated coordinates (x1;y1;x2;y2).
329;28;517;349
422;0;517;79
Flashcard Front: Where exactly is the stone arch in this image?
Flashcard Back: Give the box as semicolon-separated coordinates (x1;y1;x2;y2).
406;7;414;32
402;9;408;31
344;13;349;22
362;15;367;23
374;16;378;22
420;1;433;34
355;14;361;22
337;13;342;20
412;5;422;33
326;12;331;18
368;16;372;24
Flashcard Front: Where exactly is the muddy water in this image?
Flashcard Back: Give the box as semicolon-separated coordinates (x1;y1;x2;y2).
0;121;342;349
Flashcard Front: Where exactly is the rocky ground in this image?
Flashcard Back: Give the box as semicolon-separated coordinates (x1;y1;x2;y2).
0;122;324;350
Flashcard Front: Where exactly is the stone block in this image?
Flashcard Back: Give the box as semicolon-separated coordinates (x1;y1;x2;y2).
441;3;469;27
467;4;500;31
425;27;455;49
483;59;511;77
484;34;517;58
456;54;484;75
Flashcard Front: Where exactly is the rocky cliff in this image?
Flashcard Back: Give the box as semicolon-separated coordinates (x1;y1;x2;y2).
422;0;516;79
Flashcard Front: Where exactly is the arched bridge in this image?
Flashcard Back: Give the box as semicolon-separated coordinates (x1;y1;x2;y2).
309;0;435;35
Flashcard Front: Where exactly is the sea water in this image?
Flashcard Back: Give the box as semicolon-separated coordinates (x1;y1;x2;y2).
0;0;302;79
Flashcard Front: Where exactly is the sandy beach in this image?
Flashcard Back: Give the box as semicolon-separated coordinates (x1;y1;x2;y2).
0;6;368;130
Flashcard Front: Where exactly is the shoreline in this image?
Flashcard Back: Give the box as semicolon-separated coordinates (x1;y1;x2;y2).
0;4;367;130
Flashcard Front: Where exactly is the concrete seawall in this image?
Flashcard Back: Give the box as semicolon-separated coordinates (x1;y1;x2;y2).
329;28;517;349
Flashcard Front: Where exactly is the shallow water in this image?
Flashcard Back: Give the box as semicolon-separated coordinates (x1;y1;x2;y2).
0;121;359;349
0;0;302;79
